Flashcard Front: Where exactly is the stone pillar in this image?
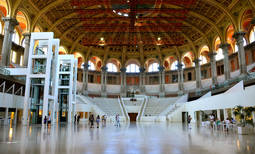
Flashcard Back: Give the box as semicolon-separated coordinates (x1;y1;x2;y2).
223;109;228;120
101;66;107;97
14;108;18;125
177;62;184;93
82;62;89;95
23;33;31;66
120;67;127;96
217;109;221;121
233;32;247;75
139;67;145;93
220;43;231;80
1;17;19;66
252;111;255;124
193;59;202;89
158;65;165;97
209;52;218;87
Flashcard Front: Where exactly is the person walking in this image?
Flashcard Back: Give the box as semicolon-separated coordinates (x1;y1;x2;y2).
44;116;47;124
115;114;120;127
96;115;100;128
74;114;77;124
77;114;80;124
188;115;192;129
89;114;94;128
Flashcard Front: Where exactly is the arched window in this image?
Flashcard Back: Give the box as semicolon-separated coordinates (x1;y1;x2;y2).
171;61;184;70
250;26;255;43
106;63;117;72
148;63;159;72
215;48;223;60
215;37;224;60
126;64;140;73
12;30;20;45
88;61;95;70
199;55;207;65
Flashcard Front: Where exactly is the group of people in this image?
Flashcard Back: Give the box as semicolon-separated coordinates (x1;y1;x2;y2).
74;114;81;124
89;114;101;128
88;114;120;128
43;116;51;125
208;114;236;131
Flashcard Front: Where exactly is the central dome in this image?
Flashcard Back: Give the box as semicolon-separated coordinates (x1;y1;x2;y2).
111;0;157;17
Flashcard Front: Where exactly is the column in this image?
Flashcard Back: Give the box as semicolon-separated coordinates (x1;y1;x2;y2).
14;108;18;125
217;109;221;121
220;43;231;80
120;67;127;96
233;32;247;75
158;65;165;97
252;111;255;124
82;62;89;95
223;109;228;120
177;62;184;92
101;66;107;97
1;17;19;66
193;59;202;89
139;67;145;93
23;33;31;66
209;52;218;87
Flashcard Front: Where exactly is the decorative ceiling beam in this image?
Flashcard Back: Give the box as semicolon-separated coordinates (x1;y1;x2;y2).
204;0;237;30
164;4;224;41
11;0;23;17
31;0;69;29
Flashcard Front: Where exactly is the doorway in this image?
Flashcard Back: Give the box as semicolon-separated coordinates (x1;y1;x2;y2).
182;112;188;123
128;113;138;122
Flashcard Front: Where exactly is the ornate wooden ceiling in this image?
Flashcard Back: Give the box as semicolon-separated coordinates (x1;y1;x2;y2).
17;0;253;63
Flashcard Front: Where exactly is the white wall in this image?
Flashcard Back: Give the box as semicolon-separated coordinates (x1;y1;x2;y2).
106;85;121;94
0;93;24;108
168;85;255;122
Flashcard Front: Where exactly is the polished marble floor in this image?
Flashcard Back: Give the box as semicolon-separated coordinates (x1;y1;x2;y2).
0;122;254;154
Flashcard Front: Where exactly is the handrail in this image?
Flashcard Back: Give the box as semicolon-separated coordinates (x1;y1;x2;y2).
0;66;10;75
118;97;129;121
136;96;147;121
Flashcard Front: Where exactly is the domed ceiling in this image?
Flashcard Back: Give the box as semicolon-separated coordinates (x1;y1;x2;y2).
20;0;250;63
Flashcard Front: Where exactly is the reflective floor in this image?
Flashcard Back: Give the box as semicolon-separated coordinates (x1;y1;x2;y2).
0;122;254;154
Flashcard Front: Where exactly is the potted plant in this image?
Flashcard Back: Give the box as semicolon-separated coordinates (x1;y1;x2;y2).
233;105;255;135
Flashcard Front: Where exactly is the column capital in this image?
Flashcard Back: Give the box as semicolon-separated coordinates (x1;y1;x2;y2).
2;17;19;33
2;17;19;25
101;66;108;72
139;67;145;73
233;31;246;40
23;32;31;37
193;58;201;65
82;62;89;71
177;62;183;70
219;43;230;49
158;65;165;72
120;67;126;73
208;52;217;59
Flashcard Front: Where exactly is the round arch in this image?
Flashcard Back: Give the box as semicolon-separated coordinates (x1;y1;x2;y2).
15;9;31;33
145;58;160;72
181;51;194;68
199;45;210;64
88;56;102;71
106;58;121;72
125;59;141;68
164;55;178;71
